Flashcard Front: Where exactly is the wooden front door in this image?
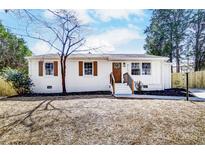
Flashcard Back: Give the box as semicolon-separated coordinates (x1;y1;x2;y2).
112;63;121;83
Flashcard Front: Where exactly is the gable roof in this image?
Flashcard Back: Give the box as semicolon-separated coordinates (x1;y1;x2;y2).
26;53;169;61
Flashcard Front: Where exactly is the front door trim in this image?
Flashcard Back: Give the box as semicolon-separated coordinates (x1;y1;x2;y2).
112;62;122;83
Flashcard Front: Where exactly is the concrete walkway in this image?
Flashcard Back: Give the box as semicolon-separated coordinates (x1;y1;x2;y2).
0;97;7;100
114;94;205;102
190;89;205;99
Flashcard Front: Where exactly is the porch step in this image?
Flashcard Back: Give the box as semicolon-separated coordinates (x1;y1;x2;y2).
115;83;132;95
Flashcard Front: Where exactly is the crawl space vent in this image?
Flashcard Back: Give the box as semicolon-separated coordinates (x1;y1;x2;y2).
47;86;52;89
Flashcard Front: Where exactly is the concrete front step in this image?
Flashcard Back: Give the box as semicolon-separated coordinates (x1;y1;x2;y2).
115;83;132;95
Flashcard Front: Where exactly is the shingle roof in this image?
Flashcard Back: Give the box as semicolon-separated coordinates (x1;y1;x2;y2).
26;53;169;61
104;54;168;59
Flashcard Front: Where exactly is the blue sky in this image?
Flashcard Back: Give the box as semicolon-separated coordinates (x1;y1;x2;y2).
0;9;152;55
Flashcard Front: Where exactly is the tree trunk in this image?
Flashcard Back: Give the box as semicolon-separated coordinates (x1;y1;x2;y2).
176;47;180;73
62;72;66;94
194;58;199;71
169;41;173;73
169;52;173;73
170;25;174;73
194;15;200;72
61;56;67;94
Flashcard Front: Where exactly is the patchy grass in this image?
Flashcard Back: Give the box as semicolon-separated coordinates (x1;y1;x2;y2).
0;78;17;96
0;95;205;144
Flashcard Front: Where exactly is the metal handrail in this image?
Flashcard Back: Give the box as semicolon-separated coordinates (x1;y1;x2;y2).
123;72;134;94
110;72;115;94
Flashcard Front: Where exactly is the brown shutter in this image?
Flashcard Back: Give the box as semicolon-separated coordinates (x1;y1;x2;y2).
79;61;83;76
54;61;58;76
93;61;98;76
39;61;43;76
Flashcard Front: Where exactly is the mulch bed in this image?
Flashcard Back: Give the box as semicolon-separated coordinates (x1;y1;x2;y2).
7;91;112;97
135;88;195;97
0;91;112;101
2;88;195;99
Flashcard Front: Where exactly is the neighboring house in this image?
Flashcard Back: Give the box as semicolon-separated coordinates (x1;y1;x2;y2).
26;54;171;94
172;64;194;73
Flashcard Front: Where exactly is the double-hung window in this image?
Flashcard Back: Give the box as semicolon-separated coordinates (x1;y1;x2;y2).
131;63;140;75
45;63;54;75
84;62;93;75
142;63;151;75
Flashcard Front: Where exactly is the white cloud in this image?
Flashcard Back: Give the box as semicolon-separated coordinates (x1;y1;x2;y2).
31;28;143;54
75;10;93;24
43;9;144;24
83;38;115;53
93;9;144;22
127;23;140;30
84;27;143;53
31;41;57;55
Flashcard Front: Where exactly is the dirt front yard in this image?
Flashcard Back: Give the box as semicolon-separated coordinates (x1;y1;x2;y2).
0;95;205;144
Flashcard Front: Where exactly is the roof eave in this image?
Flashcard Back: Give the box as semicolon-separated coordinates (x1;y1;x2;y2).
108;57;169;61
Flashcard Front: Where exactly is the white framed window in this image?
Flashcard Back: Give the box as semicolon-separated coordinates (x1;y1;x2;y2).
45;63;54;75
84;62;93;75
142;63;151;75
131;63;140;75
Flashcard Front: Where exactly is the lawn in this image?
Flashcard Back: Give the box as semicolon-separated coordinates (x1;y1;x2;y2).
0;95;205;144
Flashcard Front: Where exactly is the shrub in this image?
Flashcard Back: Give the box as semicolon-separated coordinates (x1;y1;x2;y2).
135;81;142;94
1;67;33;95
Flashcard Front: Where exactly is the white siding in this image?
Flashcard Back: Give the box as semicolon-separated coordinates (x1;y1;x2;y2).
163;63;172;89
29;59;62;93
29;59;112;93
66;60;112;92
28;58;171;93
120;60;164;90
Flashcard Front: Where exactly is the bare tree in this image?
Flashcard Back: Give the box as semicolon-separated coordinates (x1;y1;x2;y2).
9;9;88;94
